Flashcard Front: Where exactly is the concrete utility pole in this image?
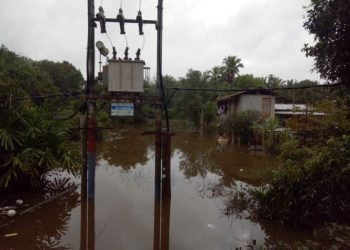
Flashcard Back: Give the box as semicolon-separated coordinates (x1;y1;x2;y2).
82;1;171;249
81;0;96;250
87;0;96;200
153;0;163;249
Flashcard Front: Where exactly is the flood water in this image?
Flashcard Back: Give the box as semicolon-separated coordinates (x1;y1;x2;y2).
0;125;309;249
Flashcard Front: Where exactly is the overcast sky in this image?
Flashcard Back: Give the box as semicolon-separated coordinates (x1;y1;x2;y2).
0;0;320;82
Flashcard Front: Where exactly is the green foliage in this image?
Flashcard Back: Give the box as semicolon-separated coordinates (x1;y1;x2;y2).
0;46;83;191
0;45;83;95
202;102;217;128
269;223;350;249
235;74;265;89
253;134;350;226
303;0;350;85
251;99;350;226
285;100;350;146
167;69;217;127
222;56;244;84
252;117;292;153
207;66;225;84
36;60;84;93
162;54;330;129
218;111;260;144
0;102;79;190
275;79;333;103
0;45;58;96
264;74;285;88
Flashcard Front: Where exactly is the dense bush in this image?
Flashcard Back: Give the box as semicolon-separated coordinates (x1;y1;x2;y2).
252;117;292;153
268;223;350;249
0;99;79;190
253;135;350;226
0;46;83;191
218;111;260;144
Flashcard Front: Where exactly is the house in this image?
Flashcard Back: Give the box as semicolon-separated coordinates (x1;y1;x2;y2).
275;104;325;118
217;89;275;117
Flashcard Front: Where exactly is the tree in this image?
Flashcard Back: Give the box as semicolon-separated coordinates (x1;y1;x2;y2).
303;0;350;86
252;100;350;226
265;74;285;88
222;56;244;84
235;74;266;88
0;45;58;96
36;60;84;92
0;47;82;190
208;66;225;84
0;99;79;190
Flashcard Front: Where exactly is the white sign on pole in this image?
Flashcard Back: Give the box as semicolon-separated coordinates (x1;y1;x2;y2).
111;103;134;116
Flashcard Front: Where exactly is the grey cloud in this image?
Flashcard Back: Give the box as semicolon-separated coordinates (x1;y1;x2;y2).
0;0;319;82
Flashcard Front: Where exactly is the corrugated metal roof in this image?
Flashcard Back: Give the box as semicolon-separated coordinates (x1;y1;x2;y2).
275;104;307;110
217;89;275;102
275;111;325;116
217;91;247;102
275;104;325;115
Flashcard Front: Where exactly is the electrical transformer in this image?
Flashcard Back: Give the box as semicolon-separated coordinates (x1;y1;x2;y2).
107;59;145;92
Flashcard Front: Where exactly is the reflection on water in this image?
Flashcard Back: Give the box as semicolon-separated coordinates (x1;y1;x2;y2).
99;128;154;170
0;125;308;249
0;175;80;249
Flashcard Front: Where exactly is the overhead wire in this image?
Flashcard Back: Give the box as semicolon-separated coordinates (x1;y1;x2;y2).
105;32;114;47
54;103;85;121
0;92;83;102
124;34;129;47
0;82;346;103
165;82;347;92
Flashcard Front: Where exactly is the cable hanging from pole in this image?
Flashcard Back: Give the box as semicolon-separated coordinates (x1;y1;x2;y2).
156;0;169;132
54;103;85;121
105;33;114;49
164;82;346;92
124;34;129;48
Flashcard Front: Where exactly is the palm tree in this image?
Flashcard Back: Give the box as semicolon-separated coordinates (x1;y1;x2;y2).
209;66;225;84
222;56;244;84
265;74;285;88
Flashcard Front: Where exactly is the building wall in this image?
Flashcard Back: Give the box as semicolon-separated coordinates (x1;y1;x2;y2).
236;95;275;117
227;97;239;114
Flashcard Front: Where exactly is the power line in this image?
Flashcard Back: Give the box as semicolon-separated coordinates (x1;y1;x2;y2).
0;82;345;103
124;34;129;47
105;33;114;47
54;103;84;121
0;81;343;103
165;82;346;93
0;92;83;102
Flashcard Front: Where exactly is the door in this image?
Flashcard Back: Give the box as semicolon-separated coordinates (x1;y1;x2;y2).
262;98;272;117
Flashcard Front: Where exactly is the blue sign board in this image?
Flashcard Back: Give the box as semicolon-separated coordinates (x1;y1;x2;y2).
111;103;134;116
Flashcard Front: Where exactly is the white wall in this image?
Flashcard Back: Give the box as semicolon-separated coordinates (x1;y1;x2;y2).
237;95;275;117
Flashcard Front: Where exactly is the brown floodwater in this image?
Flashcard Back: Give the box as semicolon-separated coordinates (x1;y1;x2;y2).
0;125;310;249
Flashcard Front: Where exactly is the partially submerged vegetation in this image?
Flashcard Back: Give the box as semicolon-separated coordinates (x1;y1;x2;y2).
0;101;79;190
220;99;350;241
0;0;349;246
253;132;350;226
250;0;350;232
0;46;82;191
